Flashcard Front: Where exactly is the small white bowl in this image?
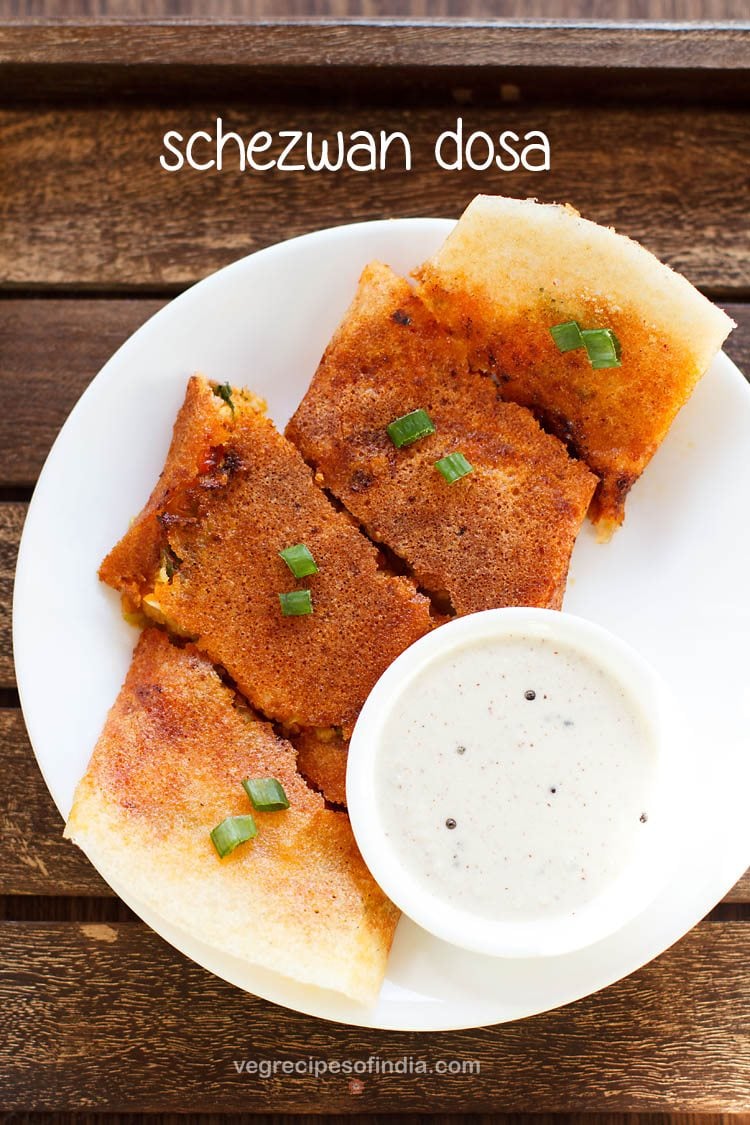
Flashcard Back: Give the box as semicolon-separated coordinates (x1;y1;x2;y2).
347;608;685;959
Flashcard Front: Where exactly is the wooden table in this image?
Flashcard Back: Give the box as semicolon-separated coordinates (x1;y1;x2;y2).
1;16;749;1118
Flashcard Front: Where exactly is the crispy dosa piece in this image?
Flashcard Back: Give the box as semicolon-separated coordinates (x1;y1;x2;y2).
286;262;597;615
65;629;398;1005
291;727;349;807
100;377;431;733
415;195;734;534
98;378;245;607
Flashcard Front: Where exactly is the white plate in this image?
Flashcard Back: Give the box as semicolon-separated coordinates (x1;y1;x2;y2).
13;218;750;1032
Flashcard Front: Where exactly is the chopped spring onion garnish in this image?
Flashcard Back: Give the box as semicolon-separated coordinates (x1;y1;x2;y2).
279;543;319;578
550;320;584;353
279;589;313;616
210;814;257;858
159;547;177;581
243;777;290;811
550;319;623;369
435;452;474;483
581;328;622;369
387;409;436;449
213;382;235;413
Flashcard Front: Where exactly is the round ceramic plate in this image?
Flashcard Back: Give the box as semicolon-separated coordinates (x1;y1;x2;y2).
13;219;750;1032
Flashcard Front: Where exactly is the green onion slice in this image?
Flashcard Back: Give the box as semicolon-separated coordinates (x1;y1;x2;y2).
581;328;622;369
213;382;235;413
279;543;319;578
243;777;290;811
549;320;584;353
159;546;178;581
279;589;313;616
435;452;474;483
210;814;257;858
387;409;436;449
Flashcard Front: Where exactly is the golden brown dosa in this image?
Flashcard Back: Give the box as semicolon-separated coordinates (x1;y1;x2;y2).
287;261;597;614
100;376;432;734
65;628;399;1005
415;195;734;534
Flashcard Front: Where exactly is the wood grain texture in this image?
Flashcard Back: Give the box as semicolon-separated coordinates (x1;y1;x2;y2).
1;32;748;1107
0;710;109;895
0;298;165;486
1;104;748;291
727;869;750;901
4;1;750;18
3;1118;750;1125
0;504;24;688
0;20;748;70
0;921;748;1110
1;300;747;488
4;27;748;103
0;708;748;901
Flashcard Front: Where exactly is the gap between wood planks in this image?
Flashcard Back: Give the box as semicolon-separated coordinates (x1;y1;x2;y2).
0;895;747;922
2;284;750;300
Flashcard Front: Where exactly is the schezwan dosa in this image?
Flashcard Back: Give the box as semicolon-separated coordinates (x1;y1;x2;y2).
100;376;431;736
65;628;399;1005
415;195;734;533
287;261;597;615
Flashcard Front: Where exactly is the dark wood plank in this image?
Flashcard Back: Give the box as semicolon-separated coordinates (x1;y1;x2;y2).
2;19;748;104
0;504;24;688
2;300;747;489
1;1117;749;1125
0;20;748;70
0;298;165;486
3;1117;750;1125
726;870;750;902
2;707;749;901
0;895;136;921
0;920;748;1111
0;104;748;291
0;710;109;895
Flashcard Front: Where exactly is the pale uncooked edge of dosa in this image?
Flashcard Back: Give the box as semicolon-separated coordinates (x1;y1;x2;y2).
417;195;735;364
65;788;389;1007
